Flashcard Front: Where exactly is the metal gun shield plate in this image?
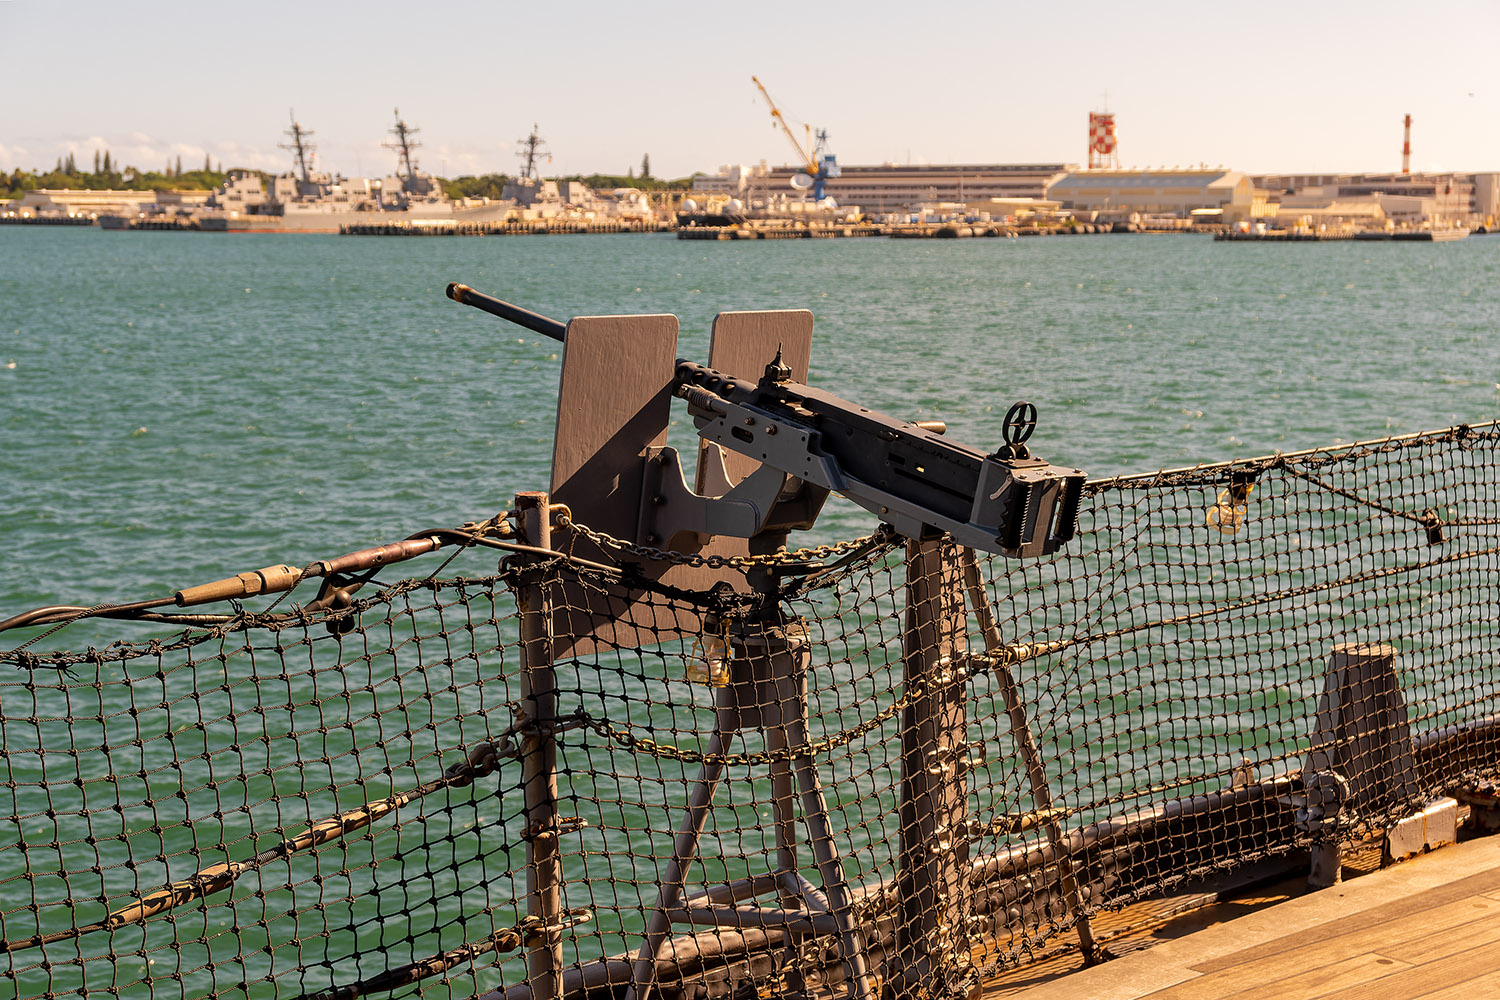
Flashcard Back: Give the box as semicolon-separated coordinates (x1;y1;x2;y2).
547;311;812;655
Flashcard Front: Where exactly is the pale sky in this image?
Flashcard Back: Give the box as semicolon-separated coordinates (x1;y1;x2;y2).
3;0;1496;181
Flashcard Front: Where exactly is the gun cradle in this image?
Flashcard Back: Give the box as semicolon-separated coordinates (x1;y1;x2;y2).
671;361;1085;559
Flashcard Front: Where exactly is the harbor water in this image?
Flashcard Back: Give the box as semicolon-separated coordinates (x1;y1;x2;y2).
2;226;1499;996
4;227;1498;615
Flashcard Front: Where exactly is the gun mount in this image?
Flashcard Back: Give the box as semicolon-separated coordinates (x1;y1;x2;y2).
448;282;1084;560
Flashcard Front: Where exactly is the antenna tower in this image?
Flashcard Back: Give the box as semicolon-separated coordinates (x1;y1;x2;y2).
1088;109;1119;169
1402;114;1412;175
517;124;548;181
384;108;421;182
278;110;316;182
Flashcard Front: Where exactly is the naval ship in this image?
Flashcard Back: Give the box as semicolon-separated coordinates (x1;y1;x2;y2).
196;110;505;233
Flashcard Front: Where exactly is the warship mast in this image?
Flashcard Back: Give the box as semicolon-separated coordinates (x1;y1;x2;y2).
278;110;316;183
383;108;421;188
516;124;548;181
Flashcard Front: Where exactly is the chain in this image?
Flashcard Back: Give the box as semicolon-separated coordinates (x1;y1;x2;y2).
571;658;957;766
553;513;892;569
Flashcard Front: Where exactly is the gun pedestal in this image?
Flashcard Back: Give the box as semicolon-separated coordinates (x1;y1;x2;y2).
627;580;876;1000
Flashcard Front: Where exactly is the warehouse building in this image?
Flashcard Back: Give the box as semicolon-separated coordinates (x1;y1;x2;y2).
694;162;1074;214
1046;168;1260;222
1253;172;1499;227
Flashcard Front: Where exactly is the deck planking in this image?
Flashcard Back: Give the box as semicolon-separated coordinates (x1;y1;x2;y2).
993;834;1500;1000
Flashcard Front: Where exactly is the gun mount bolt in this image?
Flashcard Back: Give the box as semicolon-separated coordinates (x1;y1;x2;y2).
744;417;756;426
765;425;777;435
651;495;666;506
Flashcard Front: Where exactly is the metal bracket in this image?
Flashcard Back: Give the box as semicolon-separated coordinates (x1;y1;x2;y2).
1278;769;1350;835
635;445;782;549
637;445;829;551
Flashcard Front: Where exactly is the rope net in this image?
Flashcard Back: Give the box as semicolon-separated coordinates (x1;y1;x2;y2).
3;422;1498;999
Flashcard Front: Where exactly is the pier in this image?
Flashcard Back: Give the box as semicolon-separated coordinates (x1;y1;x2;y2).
1215;229;1470;242
676;221;1124;240
339;218;672;236
0;214;94;226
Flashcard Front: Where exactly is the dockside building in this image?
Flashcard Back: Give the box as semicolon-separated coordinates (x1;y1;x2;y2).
695;162;1074;214
1046;169;1260;222
1251;172;1499;228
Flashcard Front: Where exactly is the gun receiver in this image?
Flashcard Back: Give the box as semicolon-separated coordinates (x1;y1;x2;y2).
448;283;1084;558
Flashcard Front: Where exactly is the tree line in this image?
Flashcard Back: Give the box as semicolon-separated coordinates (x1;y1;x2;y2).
3;149;229;201
5;148;696;203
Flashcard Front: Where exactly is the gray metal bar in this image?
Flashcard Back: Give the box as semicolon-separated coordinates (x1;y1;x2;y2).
781;870;832;913
625;731;728;1000
957;546;1097;962
516;492;564;1000
782;705;876;1000
662;905;842;936
768;723;806;996
890;538;973;999
682;871;784;907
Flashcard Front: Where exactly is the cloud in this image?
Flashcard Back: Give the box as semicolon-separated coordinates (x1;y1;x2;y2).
11;132;286;174
0;144;31;169
424;143;497;177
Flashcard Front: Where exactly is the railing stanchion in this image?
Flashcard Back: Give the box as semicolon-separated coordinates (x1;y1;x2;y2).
517;492;564;1000
958;547;1098;964
891;537;974;998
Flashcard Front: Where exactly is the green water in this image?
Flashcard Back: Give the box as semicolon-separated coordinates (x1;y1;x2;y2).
4;226;1498;614
1;227;1498;996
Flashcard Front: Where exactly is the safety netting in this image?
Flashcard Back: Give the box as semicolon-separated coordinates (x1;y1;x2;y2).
2;421;1498;1000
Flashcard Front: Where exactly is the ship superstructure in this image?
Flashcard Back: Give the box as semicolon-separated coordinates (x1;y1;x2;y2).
379;108;448;211
192;115;654;232
201;110;449;231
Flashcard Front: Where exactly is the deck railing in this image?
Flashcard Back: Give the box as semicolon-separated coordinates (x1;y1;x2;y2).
3;421;1498;1000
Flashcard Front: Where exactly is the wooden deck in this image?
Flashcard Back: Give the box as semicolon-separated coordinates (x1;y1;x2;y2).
994;834;1500;1000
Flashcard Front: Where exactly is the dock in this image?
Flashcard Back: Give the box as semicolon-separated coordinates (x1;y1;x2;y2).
1215;230;1469;242
1003;833;1500;999
339;218;671;236
676;222;1122;240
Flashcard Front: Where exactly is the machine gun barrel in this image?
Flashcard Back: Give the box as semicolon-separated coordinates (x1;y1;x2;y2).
447;282;569;342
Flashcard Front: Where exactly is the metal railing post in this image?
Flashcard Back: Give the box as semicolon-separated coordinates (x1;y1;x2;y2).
891;537;972;999
516;491;564;1000
958;548;1097;964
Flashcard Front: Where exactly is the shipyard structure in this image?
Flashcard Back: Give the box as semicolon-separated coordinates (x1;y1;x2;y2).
690;161;1500;232
2;114;661;233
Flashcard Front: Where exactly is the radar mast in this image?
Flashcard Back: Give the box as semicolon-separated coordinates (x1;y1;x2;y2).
516;124;548;181
383;108;421;186
278;110;316;183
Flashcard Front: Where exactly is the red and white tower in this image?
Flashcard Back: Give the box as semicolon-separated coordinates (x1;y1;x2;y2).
1402;114;1412;175
1088;111;1119;169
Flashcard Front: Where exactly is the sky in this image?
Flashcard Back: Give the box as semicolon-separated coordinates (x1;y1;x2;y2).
3;0;1497;181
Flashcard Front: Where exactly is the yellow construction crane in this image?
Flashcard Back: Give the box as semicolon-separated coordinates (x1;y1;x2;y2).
752;75;839;199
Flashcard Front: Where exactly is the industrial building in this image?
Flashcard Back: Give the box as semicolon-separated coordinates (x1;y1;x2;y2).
692;162;1073;214
1252;172;1499;228
5;188;161;218
1046;169;1260;222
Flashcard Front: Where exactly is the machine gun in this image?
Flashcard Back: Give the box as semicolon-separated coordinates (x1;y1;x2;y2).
448;283;1084;559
